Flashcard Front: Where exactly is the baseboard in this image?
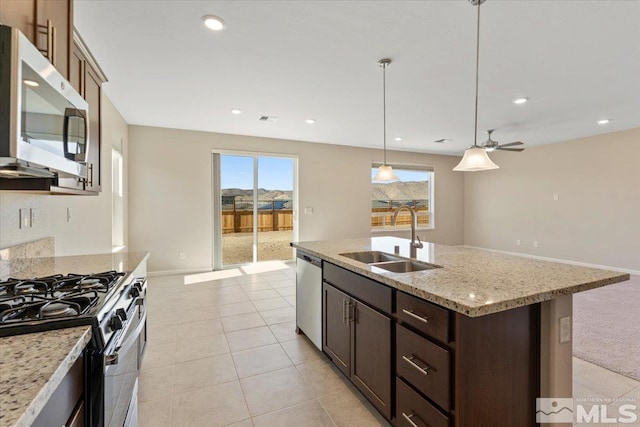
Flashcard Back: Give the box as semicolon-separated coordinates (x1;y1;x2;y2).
462;245;640;276
148;267;212;277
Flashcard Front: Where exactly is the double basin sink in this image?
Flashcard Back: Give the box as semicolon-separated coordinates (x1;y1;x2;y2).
340;251;441;273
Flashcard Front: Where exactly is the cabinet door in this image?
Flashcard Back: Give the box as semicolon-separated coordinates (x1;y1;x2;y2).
0;0;37;44
84;64;101;192
35;0;71;78
323;283;351;376
352;301;392;419
69;42;85;96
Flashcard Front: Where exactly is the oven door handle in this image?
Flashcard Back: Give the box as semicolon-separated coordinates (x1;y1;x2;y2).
105;310;147;366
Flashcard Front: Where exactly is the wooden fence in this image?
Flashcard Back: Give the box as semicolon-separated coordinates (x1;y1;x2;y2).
222;200;293;233
371;207;430;228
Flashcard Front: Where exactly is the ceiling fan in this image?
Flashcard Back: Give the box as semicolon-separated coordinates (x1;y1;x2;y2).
481;129;525;152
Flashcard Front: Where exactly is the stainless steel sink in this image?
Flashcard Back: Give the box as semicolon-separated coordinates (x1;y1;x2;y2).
340;251;441;273
340;251;402;264
371;260;438;273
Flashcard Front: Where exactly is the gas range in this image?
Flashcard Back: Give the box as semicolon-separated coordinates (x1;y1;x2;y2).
0;271;126;337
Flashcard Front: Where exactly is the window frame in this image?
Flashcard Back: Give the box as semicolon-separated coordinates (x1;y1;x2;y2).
370;162;435;232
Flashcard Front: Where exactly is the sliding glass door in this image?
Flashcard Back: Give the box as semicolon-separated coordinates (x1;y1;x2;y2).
213;152;296;268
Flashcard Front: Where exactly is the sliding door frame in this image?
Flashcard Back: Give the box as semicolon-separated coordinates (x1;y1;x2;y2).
211;149;298;270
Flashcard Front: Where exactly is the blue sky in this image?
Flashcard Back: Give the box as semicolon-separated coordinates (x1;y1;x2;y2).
221;155;294;190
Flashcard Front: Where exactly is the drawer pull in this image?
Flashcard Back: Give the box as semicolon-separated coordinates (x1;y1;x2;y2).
402;355;431;375
402;309;429;323
402;412;425;427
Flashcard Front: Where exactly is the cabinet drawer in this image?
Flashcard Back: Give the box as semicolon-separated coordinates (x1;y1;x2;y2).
396;324;450;411
396;291;449;343
323;263;392;314
395;377;449;427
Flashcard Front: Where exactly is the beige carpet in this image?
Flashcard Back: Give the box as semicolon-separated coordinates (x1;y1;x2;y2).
573;274;640;381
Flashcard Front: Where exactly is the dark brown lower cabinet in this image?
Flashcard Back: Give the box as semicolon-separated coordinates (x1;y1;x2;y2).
32;353;84;427
323;282;392;419
352;300;391;418
323;283;351;376
321;263;539;426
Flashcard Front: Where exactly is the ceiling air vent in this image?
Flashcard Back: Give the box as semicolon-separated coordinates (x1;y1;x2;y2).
258;115;278;123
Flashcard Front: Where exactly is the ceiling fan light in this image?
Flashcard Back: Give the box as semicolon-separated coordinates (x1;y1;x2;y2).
453;147;499;172
373;165;399;182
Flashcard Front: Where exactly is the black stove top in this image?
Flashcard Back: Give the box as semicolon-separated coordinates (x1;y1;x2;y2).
0;271;126;337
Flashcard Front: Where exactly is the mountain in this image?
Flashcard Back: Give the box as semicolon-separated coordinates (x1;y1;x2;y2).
222;188;292;200
371;181;428;201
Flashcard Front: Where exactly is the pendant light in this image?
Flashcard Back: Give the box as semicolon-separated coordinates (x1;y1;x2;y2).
453;0;499;172
373;58;400;182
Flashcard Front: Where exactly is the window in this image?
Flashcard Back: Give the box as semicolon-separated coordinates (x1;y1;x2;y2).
112;132;124;250
371;164;433;231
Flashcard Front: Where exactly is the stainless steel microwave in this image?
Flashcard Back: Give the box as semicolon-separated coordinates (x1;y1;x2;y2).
0;25;89;179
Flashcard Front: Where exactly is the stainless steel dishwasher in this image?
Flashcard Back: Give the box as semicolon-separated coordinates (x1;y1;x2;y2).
295;251;322;350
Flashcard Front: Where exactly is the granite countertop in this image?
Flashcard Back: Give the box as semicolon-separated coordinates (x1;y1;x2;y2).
292;237;630;317
0;326;92;427
0;251;149;280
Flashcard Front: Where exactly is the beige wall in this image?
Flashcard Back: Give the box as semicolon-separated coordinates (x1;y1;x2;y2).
127;126;465;273
0;95;129;256
464;127;640;272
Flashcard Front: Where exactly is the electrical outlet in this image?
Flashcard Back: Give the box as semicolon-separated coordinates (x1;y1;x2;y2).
30;208;36;226
553;194;559;201
560;316;571;343
179;252;186;260
533;241;539;248
516;239;521;246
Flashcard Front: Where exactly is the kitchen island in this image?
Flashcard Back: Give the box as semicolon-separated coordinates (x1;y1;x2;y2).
292;237;629;427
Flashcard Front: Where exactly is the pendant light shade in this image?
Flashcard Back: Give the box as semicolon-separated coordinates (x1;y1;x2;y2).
373;58;399;183
453;0;499;172
452;147;499;171
373;164;399;182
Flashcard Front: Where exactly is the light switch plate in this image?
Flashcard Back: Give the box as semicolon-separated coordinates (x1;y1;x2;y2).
560;316;571;343
304;207;313;214
19;208;30;229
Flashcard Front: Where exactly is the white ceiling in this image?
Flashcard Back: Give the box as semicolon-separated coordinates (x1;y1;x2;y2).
74;0;640;155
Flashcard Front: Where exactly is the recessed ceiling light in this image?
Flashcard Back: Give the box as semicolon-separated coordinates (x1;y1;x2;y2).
305;119;316;124
597;119;611;125
513;97;529;105
434;139;451;143
23;79;39;87
230;109;242;115
202;15;225;31
394;137;403;141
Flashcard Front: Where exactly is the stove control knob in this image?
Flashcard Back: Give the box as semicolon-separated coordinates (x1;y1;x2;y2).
109;315;124;331
130;287;141;298
116;308;127;321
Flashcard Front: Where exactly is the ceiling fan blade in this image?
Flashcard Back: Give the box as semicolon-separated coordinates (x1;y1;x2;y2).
498;141;524;148
496;147;525;152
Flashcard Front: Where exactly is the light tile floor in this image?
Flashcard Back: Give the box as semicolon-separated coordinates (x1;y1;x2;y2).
139;264;389;427
140;264;639;426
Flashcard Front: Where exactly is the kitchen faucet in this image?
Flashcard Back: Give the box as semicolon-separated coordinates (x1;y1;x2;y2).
391;205;424;258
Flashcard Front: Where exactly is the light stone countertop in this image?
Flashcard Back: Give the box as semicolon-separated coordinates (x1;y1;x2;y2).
292;237;630;317
0;326;92;427
0;251;149;280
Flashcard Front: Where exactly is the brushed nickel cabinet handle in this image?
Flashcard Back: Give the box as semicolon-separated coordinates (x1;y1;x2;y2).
342;299;346;324
402;309;429;323
402;412;423;427
51;24;56;65
88;163;93;187
402;355;430;375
